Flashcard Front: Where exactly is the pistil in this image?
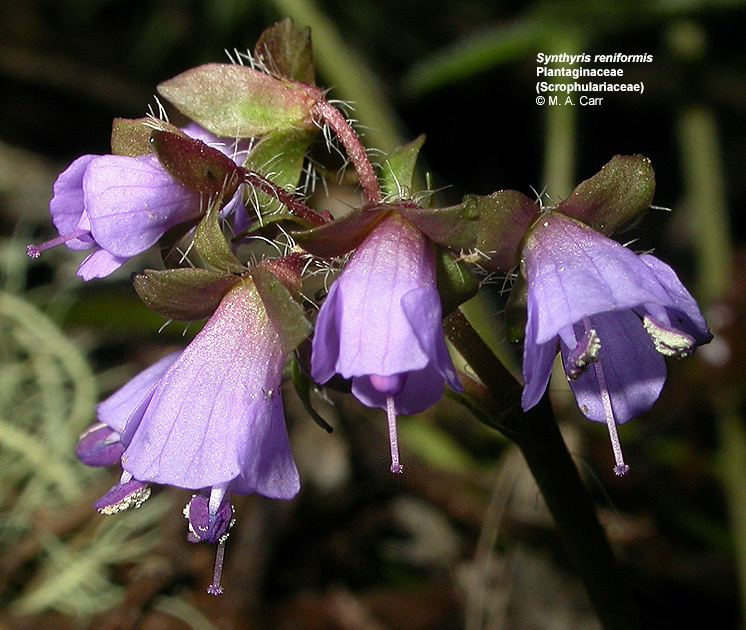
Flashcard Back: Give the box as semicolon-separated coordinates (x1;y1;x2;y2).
26;229;90;259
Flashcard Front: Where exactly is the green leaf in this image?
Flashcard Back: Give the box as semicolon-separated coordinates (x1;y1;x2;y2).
293;205;391;257
403;190;538;271
242;128;314;227
436;248;479;316
380;135;426;200
193;203;245;273
150;129;242;196
132;268;239;321
252;265;312;354
255;18;316;85
555;154;655;234
157;64;321;138
290;354;333;433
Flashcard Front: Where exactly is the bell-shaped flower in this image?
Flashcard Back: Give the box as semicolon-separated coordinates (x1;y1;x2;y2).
520;211;712;475
311;213;462;473
80;276;299;594
27;125;246;280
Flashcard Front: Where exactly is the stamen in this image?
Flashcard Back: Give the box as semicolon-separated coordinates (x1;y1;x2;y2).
26;229;90;259
643;315;695;358
592;361;630;476
386;395;403;474
566;328;602;379
207;536;227;596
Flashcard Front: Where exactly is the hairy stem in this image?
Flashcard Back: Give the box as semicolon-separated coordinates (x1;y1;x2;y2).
444;309;641;630
313;99;383;204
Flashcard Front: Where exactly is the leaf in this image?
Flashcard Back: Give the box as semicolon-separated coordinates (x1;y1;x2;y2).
251;265;312;354
555;154;655;235
133;268;239;321
293;205;391;257
255;18;316;85
242;128;314;225
380;135;426;200
436;248;479;316
290;354;333;433
149;129;242;197
193;203;245;273
403;190;538;271
157;64;321;137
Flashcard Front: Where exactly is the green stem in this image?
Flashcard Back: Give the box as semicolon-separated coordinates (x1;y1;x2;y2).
677;105;732;303
445;309;641;630
542;32;581;200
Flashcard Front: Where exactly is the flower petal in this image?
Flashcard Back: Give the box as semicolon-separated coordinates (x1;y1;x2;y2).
639;254;712;345
332;214;434;377
75;423;124;467
311;279;342;384
77;248;129;280
400;286;461;391
563;310;667;424
231;393;300;499
524;213;677;344
521;298;559;411
84;154;201;257
98;351;181;434
50;154;98;250
122;281;295;494
352;362;446;415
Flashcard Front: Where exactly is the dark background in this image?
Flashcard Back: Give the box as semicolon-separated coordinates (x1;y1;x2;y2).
1;1;745;629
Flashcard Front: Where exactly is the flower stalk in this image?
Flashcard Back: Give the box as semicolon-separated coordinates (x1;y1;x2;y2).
313;99;383;204
444;308;642;630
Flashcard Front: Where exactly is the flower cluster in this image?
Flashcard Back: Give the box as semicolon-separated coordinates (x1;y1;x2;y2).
27;19;710;594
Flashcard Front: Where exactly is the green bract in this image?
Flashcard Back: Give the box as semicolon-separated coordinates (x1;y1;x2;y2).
150;130;242;197
380;135;426;200
251;264;312;354
255;18;316;85
241;128;315;229
133;268;240;321
193;202;246;274
157;64;322;138
555;154;655;235
111;117;182;157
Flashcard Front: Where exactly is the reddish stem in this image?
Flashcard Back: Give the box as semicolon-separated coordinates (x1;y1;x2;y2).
313;99;382;205
241;169;331;226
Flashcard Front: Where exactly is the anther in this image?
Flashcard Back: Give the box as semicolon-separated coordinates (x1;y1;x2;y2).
566;328;602;379
643;315;695;358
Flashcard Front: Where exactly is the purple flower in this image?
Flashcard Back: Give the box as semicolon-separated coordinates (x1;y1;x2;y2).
520;211;712;475
311;213;462;473
78;277;299;595
27;125;246;280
